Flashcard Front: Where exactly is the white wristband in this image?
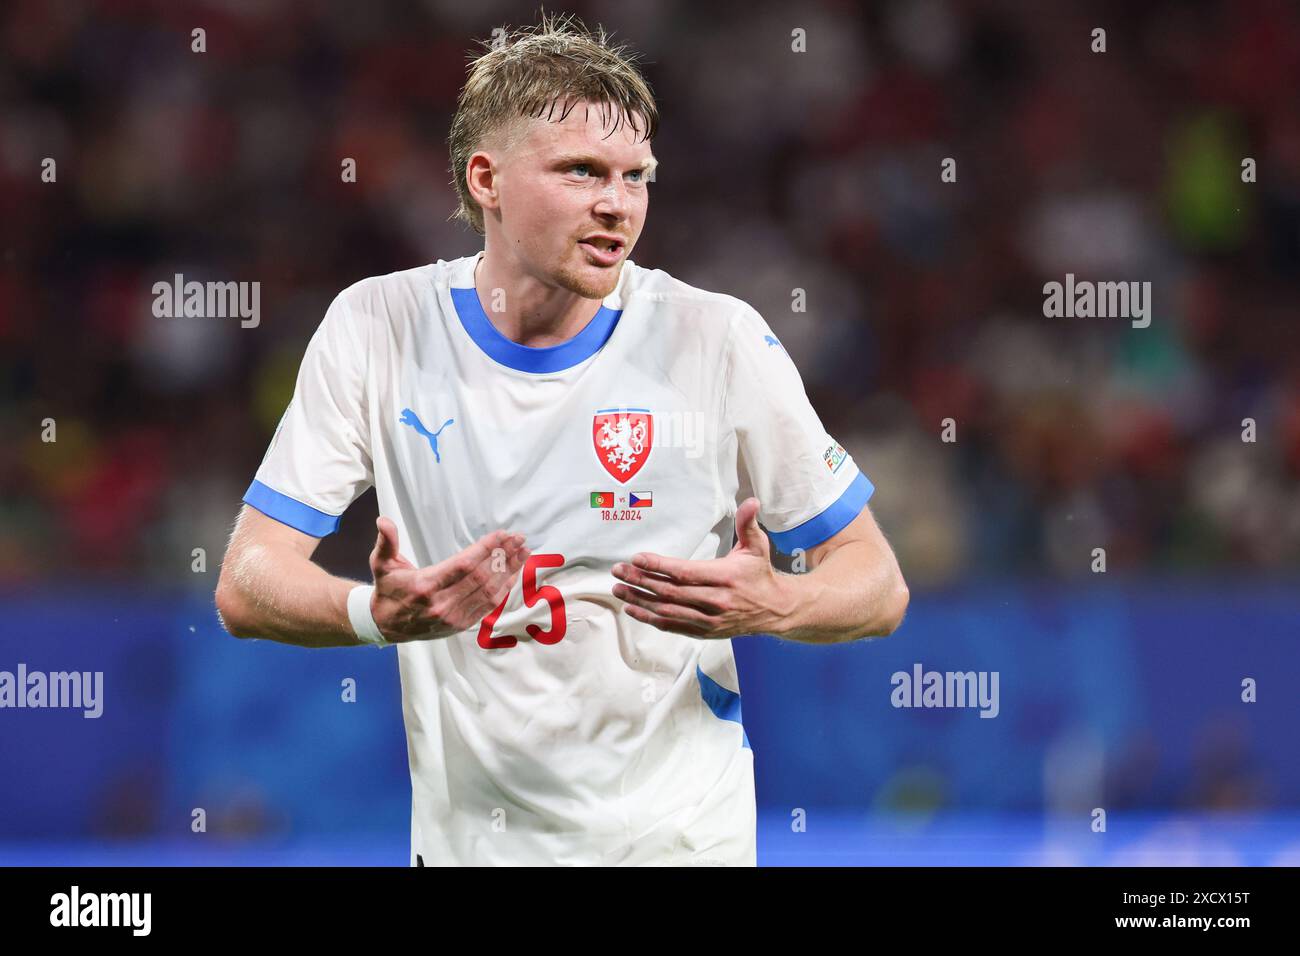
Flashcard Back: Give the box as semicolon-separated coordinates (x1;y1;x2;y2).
348;584;390;647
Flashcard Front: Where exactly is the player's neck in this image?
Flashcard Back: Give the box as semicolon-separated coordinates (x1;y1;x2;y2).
473;250;605;349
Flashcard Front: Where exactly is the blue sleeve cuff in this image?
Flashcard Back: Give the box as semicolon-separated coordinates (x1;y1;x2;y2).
243;480;341;537
765;470;875;554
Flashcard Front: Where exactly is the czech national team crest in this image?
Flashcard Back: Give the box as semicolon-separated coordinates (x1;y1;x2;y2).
593;407;653;483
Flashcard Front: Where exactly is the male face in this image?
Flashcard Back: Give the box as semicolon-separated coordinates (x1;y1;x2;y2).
475;99;656;299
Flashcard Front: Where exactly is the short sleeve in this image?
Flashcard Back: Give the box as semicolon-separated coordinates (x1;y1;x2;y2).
242;292;374;536
723;305;874;554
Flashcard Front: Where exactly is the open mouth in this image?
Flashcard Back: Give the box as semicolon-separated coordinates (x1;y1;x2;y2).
579;237;624;255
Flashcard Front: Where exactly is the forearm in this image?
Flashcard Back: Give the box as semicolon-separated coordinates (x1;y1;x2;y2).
770;542;908;644
217;540;364;648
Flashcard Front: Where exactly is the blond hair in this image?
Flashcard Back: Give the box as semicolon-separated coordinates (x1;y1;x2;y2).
448;11;659;236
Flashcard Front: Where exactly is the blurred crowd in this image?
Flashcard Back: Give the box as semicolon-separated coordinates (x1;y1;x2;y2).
2;0;1298;588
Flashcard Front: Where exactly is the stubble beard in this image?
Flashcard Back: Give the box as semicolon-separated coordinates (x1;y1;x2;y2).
552;252;622;301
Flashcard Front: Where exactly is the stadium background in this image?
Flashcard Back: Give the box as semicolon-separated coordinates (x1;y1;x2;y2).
2;0;1298;864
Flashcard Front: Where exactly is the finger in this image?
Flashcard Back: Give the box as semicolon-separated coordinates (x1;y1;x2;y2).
456;540;530;600
629;551;729;587
373;517;414;571
426;544;530;623
611;562;726;613
421;530;519;590
622;602;708;637
429;553;529;632
732;497;768;556
613;582;715;629
374;517;399;561
402;547;529;638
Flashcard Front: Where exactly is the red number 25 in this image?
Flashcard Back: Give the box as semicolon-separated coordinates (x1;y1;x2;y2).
476;553;567;649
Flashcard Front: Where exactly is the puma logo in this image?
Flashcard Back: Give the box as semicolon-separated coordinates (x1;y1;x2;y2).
400;408;455;463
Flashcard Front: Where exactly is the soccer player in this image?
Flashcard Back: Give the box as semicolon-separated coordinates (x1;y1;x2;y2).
215;14;909;867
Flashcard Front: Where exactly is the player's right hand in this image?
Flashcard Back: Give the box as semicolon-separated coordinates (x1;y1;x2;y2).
369;517;530;642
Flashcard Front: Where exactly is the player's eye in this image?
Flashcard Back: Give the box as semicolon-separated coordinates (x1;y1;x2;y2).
570;163;592;177
626;169;644;183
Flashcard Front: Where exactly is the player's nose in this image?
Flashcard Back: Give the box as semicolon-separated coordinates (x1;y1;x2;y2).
591;177;634;220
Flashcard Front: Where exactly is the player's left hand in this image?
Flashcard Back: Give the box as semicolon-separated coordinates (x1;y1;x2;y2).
611;497;790;639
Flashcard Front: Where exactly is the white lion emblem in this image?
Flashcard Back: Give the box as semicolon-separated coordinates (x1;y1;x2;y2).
598;417;647;473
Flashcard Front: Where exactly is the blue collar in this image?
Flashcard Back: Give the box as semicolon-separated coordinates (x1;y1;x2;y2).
449;285;622;373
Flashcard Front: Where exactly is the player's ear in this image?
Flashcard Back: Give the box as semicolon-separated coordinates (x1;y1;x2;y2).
465;152;499;213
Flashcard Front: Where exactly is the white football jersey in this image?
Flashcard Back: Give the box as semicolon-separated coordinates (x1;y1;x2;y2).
243;250;875;866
